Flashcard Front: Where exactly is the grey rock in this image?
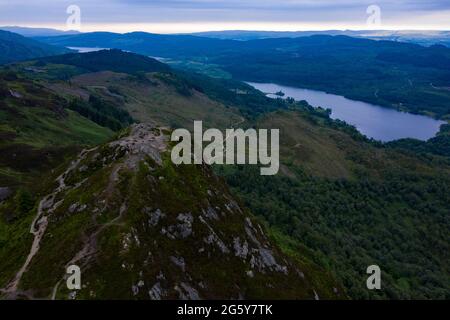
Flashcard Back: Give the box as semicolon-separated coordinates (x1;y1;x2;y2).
177;213;194;238
259;248;277;268
149;282;164;300
170;256;186;272
204;233;229;254
175;282;201;300
0;187;12;202
156;271;165;280
249;248;288;275
199;216;230;254
314;290;320;300
203;206;219;220
148;208;165;227
233;237;249;259
68;203;79;213
166;213;194;239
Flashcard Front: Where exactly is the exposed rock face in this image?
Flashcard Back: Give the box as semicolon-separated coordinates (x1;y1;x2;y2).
3;124;340;300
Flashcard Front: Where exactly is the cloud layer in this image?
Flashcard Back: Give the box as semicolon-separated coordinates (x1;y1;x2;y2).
0;0;449;32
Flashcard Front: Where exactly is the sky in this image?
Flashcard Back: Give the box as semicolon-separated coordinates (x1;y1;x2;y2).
0;0;449;33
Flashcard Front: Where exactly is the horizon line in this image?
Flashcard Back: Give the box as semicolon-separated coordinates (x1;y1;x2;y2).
2;24;450;35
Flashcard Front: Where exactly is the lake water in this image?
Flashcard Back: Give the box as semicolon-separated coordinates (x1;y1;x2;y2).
68;47;109;53
247;82;446;142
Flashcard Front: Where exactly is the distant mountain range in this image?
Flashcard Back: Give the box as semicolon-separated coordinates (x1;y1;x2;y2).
34;31;450;119
2;26;449;47
0;49;449;299
35;31;237;58
190;30;450;47
0;26;80;37
1;27;449;119
0;30;72;64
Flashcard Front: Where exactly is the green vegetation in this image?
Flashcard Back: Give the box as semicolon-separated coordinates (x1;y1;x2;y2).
215;109;450;299
0;30;70;65
1;48;449;300
37;32;450;119
177;71;289;119
68;70;244;130
36;49;171;75
0;69;113;205
387;124;450;158
213;37;450;120
12;128;341;299
68;95;133;131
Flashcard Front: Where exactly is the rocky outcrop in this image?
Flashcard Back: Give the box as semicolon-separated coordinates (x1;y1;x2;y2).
2;124;341;300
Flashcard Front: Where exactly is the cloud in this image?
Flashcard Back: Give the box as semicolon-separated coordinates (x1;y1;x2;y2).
0;0;448;31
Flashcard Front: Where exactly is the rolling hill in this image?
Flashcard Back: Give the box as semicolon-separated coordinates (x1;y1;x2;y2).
0;26;80;38
37;32;450;119
190;30;450;46
0;50;344;299
37;49;171;74
216;109;450;299
0;30;71;65
0;123;341;299
0;49;449;300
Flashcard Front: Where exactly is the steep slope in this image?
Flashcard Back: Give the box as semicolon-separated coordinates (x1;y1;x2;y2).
0;68;114;292
12;50;246;129
0;30;71;65
217;109;450;299
1;49;448;300
0;124;341;300
0;69;114;190
0;49;257;210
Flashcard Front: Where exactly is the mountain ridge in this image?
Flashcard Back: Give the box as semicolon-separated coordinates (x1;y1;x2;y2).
0;26;80;38
0;49;448;300
35;32;450;119
0;123;342;300
0;30;72;65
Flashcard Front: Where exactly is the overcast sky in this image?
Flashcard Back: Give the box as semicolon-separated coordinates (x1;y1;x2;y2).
0;0;449;33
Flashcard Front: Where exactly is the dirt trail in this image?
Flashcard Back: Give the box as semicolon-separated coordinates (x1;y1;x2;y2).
51;126;167;299
2;126;167;299
0;148;95;298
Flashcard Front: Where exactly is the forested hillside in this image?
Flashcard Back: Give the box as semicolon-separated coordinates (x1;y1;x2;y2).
0;30;71;65
38;33;450;119
0;50;449;300
216;109;450;299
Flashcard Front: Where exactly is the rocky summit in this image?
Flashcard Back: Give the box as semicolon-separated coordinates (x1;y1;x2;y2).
1;124;340;300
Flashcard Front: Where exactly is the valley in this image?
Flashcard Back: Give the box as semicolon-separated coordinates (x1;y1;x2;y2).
37;33;450;120
0;43;448;300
